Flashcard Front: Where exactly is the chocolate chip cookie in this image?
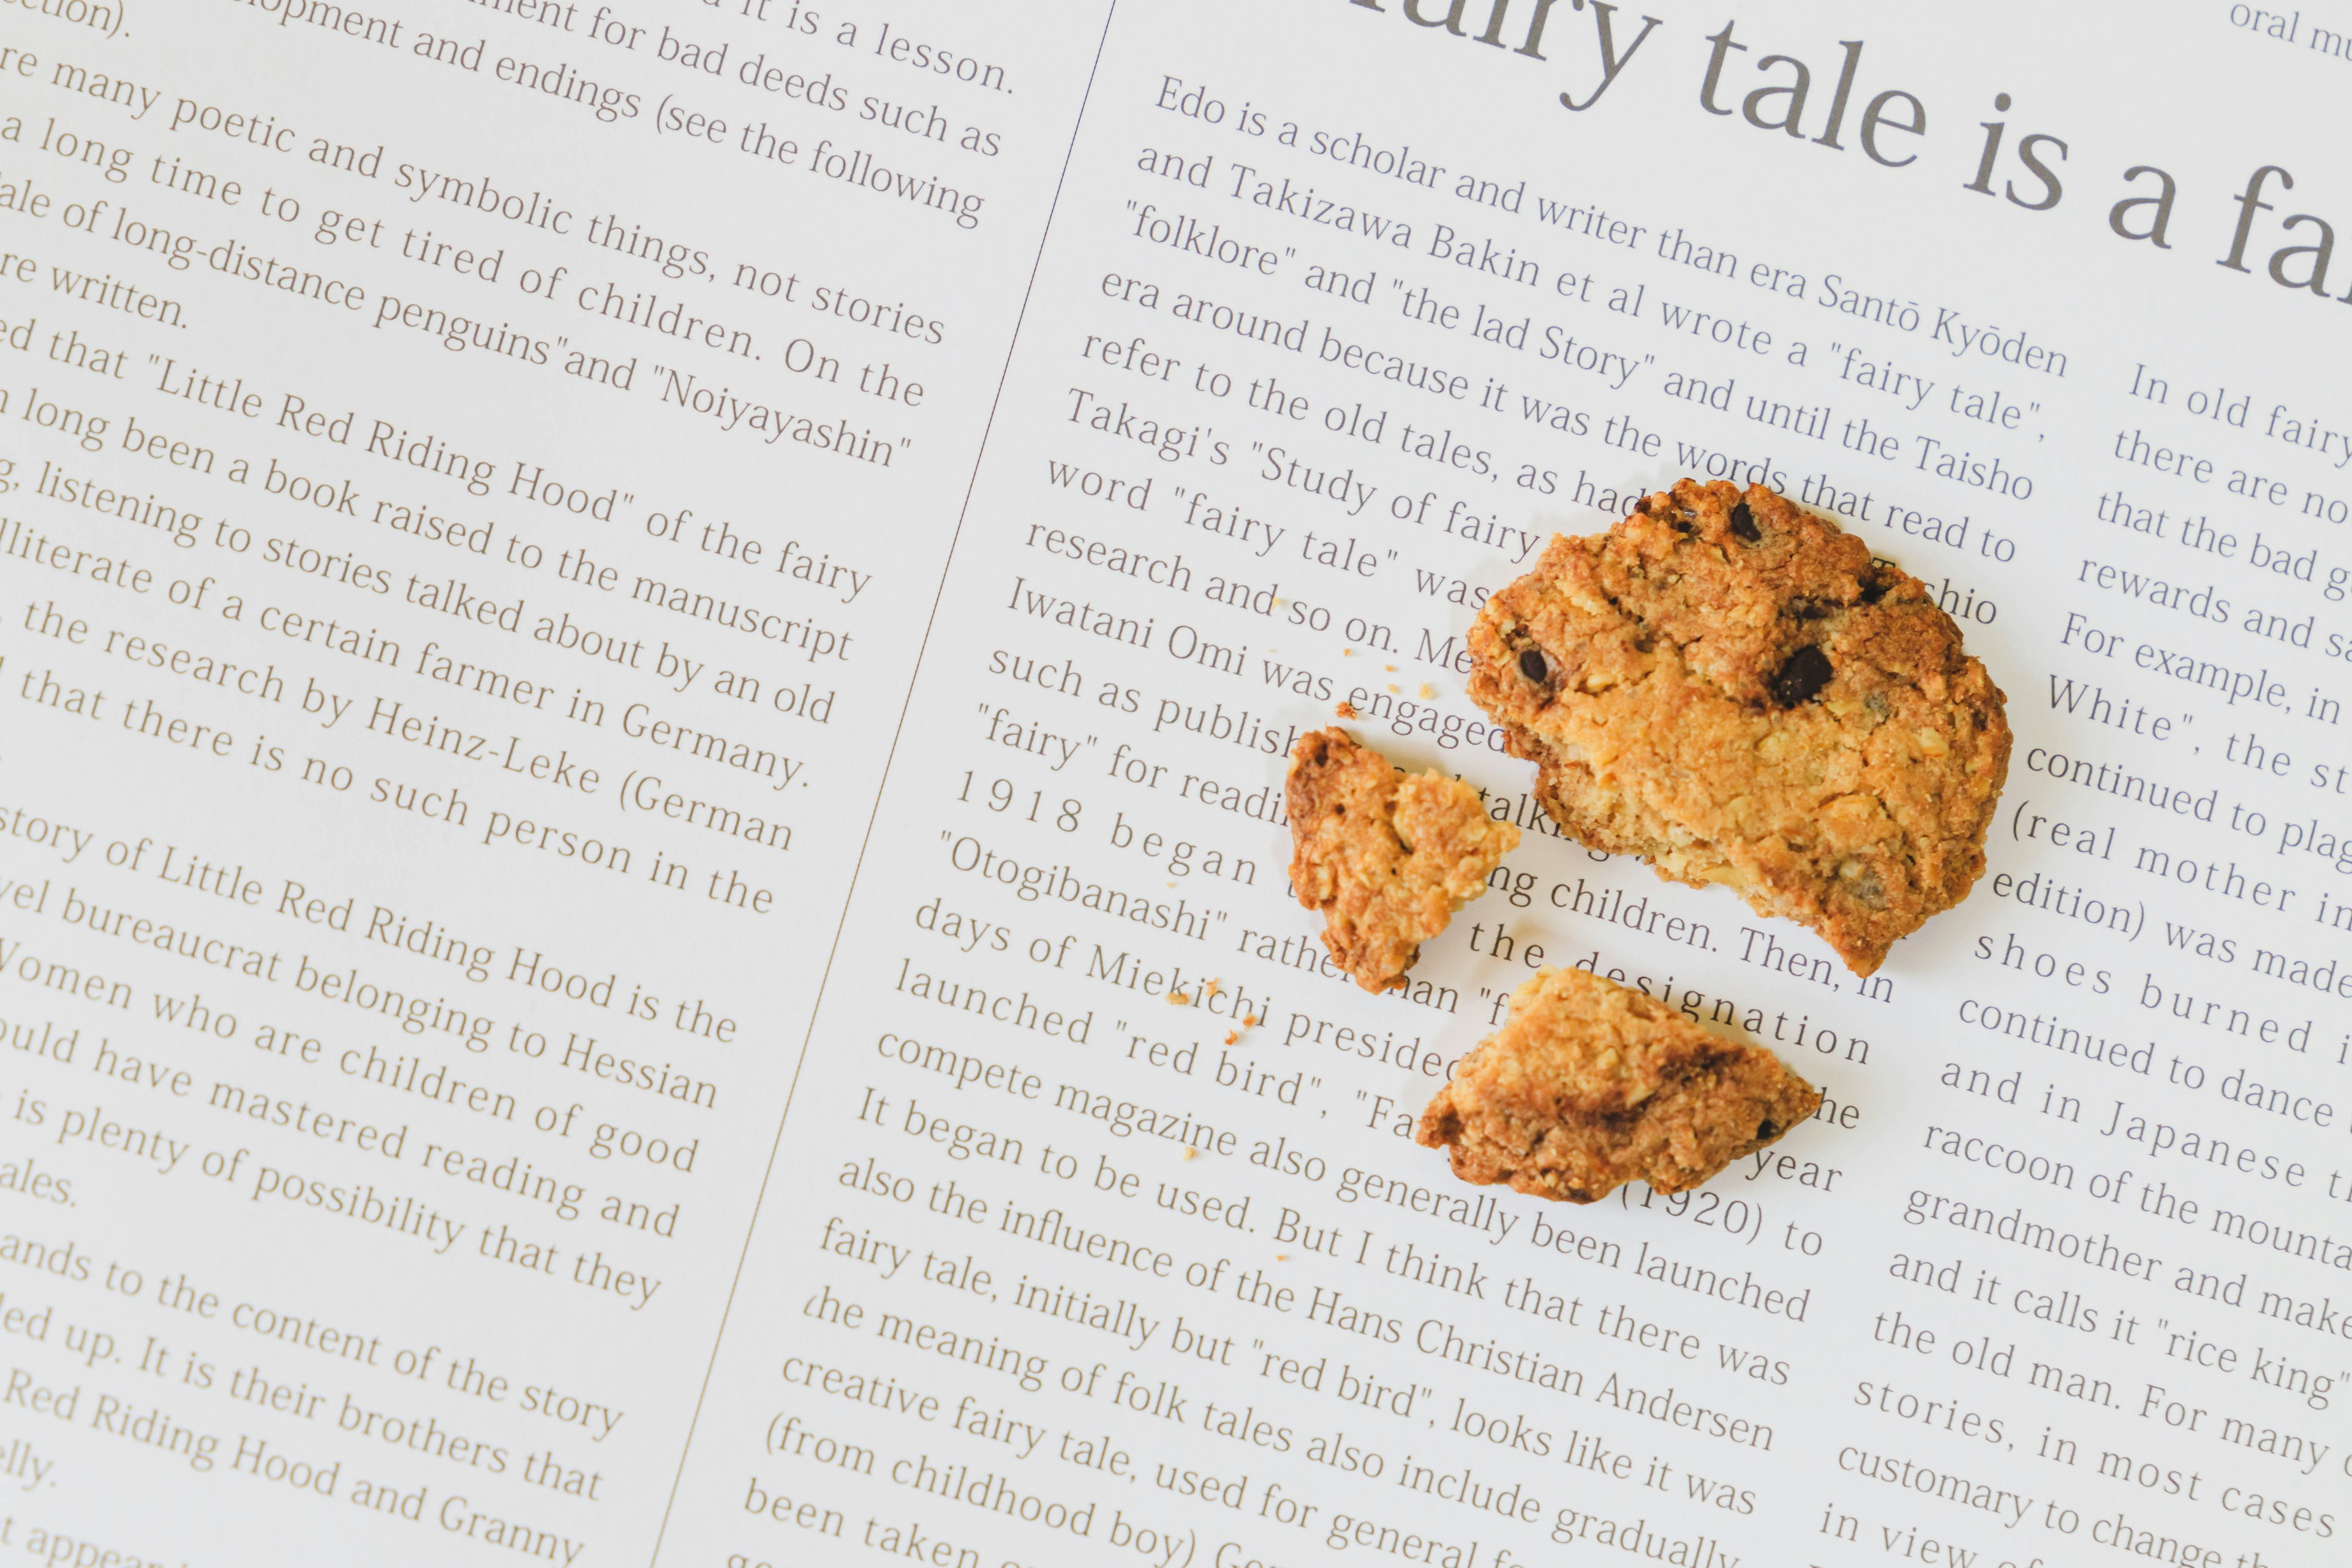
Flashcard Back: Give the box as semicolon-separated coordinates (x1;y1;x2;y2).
1417;966;1821;1203
1467;480;2010;975
1287;728;1520;993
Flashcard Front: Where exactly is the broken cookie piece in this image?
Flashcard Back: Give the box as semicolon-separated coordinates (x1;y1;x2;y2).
1286;727;1520;993
1467;478;2010;975
1418;967;1820;1204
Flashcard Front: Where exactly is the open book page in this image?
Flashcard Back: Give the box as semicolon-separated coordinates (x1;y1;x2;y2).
1;1;2346;1564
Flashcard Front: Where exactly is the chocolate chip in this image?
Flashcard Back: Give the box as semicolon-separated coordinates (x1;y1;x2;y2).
1769;645;1833;706
1728;502;1759;542
1858;576;1888;605
1519;648;1549;683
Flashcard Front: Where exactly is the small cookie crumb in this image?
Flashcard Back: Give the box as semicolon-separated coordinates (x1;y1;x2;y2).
1204;979;1224;998
1167;990;1191;1005
1182;1147;1199;1161
1224;1030;1239;1045
1420;684;1435;699
1334;701;1358;719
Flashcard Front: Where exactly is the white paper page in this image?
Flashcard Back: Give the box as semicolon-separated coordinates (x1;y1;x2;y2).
0;2;1112;1561
2;3;2348;1567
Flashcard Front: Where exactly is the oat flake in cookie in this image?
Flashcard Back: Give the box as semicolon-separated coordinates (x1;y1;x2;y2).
1286;728;1520;993
1418;967;1822;1204
1468;479;2010;976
